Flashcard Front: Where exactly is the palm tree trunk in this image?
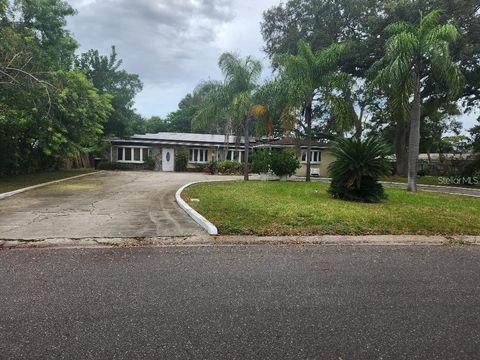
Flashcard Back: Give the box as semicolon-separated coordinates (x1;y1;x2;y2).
243;115;250;181
355;107;364;141
395;116;408;177
407;73;421;192
305;98;313;182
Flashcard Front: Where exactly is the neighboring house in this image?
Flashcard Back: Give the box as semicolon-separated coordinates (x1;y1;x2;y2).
109;132;333;177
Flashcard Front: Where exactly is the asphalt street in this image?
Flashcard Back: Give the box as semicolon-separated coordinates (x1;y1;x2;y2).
1;245;479;359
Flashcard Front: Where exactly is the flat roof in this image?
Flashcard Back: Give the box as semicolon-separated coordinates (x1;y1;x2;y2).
131;132;255;144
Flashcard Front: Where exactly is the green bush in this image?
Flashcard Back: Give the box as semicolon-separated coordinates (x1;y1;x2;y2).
250;148;271;174
145;156;156;170
270;149;300;177
206;161;217;175
328;138;391;203
175;147;189;172
216;160;243;175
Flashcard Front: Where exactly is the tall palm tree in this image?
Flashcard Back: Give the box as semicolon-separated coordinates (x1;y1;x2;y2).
277;40;349;182
193;53;262;181
375;9;464;192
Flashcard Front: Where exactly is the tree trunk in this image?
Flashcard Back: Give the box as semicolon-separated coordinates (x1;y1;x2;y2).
407;73;422;192
394;117;409;177
305;97;313;182
355;107;364;141
243;115;250;181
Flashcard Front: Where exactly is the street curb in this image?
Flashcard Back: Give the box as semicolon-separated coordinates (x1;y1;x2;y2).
175;181;219;235
1;235;480;249
0;171;104;201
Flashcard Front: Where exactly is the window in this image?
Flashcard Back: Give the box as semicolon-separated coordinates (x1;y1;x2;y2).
189;148;208;163
226;149;245;162
116;146;151;163
125;148;132;161
134;148;141;161
301;150;321;163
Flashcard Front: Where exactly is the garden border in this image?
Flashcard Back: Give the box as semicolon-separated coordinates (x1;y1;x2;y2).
175;179;239;236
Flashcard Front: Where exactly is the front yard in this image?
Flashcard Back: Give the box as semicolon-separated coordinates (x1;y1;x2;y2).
0;169;96;194
183;181;480;235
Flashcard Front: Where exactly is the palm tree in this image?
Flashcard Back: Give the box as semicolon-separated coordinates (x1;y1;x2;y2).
193;53;262;180
375;9;464;192
276;40;348;182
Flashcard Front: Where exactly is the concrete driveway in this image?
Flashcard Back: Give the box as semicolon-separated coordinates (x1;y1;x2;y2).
0;171;229;240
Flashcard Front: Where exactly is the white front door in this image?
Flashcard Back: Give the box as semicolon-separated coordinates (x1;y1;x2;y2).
162;148;174;172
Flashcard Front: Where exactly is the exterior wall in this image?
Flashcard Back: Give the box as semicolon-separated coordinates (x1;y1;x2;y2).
295;150;335;177
151;145;162;171
110;141;335;175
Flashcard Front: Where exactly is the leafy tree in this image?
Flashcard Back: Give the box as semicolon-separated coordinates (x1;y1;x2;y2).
45;70;112;158
193;53;263;180
270;149;300;178
328;138;391;203
0;0;112;175
262;0;480;175
375;10;464;192
75;46;143;137
144;116;168;133
250;148;272;174
276;40;349;182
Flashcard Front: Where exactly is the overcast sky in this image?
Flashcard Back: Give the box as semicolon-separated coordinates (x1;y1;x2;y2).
67;0;279;118
67;0;477;132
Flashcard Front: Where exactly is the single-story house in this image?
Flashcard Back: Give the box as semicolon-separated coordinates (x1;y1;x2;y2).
108;132;334;177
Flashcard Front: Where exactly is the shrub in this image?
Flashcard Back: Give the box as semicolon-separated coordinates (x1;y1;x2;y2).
216;160;243;175
250;148;271;174
328;138;391;203
270;149;300;177
175;147;189;172
145;156;156;170
206;161;217;175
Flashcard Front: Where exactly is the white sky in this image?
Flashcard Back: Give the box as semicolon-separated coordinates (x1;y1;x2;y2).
67;0;478;133
68;0;279;118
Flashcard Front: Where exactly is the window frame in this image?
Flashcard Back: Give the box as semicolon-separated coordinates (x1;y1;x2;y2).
301;150;321;164
189;148;209;164
226;149;245;163
117;146;151;164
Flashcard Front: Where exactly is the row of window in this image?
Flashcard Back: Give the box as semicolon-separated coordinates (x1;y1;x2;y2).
117;147;150;163
301;150;321;163
117;147;322;164
226;150;245;162
189;148;209;163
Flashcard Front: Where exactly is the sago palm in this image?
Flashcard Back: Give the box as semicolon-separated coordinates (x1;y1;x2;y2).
328;138;391;203
375;9;464;192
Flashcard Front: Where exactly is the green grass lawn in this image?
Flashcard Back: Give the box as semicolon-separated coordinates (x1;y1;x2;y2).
0;169;96;194
381;176;480;189
184;181;480;235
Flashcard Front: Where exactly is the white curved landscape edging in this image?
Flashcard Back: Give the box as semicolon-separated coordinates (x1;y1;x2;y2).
175;181;219;235
0;171;103;201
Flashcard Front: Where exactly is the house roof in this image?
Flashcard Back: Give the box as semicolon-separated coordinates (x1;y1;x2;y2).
109;132;331;149
130;132;255;145
255;137;330;148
